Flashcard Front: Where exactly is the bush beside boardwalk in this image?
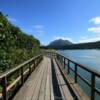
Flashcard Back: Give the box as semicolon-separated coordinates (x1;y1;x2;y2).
0;12;40;73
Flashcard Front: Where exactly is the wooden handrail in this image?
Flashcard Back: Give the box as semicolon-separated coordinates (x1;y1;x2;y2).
0;54;43;100
45;51;100;77
45;51;100;100
56;52;100;77
0;55;42;79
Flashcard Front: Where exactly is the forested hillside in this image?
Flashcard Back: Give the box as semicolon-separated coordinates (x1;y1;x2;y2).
42;39;100;50
47;39;73;49
0;12;40;73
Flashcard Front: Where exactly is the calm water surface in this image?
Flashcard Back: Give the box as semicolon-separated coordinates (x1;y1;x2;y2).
59;50;100;100
59;49;100;72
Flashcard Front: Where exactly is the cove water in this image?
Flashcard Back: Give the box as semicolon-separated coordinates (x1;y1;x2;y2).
59;50;100;100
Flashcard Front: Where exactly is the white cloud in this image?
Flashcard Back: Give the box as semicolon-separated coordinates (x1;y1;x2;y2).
53;36;74;42
34;25;43;29
34;25;44;34
78;36;100;43
89;16;100;25
8;17;18;23
88;26;100;33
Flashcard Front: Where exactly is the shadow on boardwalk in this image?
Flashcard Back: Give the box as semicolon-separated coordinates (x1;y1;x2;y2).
51;59;63;100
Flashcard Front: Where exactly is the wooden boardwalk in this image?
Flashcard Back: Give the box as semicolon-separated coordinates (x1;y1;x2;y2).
13;56;73;100
0;52;99;100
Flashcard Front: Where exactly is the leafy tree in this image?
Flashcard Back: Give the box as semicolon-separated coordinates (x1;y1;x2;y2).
0;12;40;73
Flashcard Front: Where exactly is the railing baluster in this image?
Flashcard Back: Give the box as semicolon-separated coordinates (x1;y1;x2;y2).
34;60;36;69
21;66;24;85
64;58;66;69
29;62;31;75
0;55;42;100
68;60;70;74
91;73;95;100
75;64;77;83
2;76;7;100
45;52;100;99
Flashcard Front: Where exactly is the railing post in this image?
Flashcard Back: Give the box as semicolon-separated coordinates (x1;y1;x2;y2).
67;60;70;74
91;73;95;100
75;64;77;83
64;58;66;69
54;53;55;58
21;66;24;85
54;53;56;57
37;58;39;65
59;56;61;63
56;54;58;60
58;55;60;61
29;62;31;75
2;76;7;100
39;56;41;63
34;60;36;69
41;56;43;62
36;58;38;66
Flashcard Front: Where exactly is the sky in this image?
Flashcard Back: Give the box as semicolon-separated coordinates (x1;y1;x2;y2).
1;0;100;45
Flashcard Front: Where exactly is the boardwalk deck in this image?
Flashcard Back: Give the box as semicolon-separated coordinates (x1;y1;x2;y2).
53;59;73;100
13;56;74;100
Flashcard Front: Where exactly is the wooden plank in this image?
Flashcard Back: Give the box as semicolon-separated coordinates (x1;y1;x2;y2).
65;74;90;100
45;59;51;100
53;59;74;100
31;60;45;100
58;75;73;100
13;57;72;100
55;61;66;100
13;60;44;100
14;57;53;100
56;59;90;100
7;76;21;91
38;58;48;100
49;59;54;100
25;59;45;100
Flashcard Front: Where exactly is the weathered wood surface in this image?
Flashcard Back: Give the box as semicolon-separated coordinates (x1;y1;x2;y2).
13;56;74;100
13;57;55;100
53;59;74;100
55;58;90;100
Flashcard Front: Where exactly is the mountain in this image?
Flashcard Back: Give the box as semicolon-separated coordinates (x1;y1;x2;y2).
41;39;100;50
47;39;73;49
63;41;100;49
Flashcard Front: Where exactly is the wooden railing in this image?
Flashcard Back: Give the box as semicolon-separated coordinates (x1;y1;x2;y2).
45;51;100;100
0;54;43;100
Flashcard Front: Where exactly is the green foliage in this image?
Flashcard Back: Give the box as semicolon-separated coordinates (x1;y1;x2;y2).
0;12;40;73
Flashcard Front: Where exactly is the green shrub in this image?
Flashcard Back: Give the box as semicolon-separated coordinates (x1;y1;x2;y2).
0;12;40;73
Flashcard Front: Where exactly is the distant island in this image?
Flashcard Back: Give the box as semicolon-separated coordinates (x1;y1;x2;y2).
41;39;100;49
